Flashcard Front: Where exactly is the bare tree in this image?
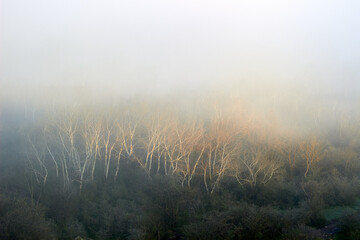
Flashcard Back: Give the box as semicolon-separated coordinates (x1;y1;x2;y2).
26;130;48;186
283;131;299;178
174;119;206;187
233;122;283;187
101;114;117;179
298;137;325;178
116;110;140;169
24;124;49;205
160;115;187;177
79;111;103;188
203;112;238;194
141;112;165;174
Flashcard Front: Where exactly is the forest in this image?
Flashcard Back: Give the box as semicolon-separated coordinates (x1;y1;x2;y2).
2;0;360;239
1;95;360;240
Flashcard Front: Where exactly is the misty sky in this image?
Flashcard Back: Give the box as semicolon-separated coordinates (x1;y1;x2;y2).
1;0;360;101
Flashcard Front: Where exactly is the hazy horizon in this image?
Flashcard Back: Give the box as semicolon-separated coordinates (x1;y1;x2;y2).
1;0;360;105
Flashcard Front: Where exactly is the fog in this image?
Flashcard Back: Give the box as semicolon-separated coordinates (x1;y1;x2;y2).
1;0;360;105
2;2;360;239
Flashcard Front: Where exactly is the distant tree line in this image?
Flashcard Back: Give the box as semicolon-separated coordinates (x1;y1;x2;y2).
23;99;327;197
2;96;360;240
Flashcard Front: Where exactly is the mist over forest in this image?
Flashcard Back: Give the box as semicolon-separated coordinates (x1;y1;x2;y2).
1;1;360;240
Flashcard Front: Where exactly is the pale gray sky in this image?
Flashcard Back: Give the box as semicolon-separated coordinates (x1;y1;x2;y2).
1;0;360;101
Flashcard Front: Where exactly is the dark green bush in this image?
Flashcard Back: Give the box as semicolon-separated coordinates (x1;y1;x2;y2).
0;195;55;240
281;225;324;240
338;210;360;239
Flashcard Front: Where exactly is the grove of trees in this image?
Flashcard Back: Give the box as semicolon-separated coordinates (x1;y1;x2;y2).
1;96;360;239
22;99;328;194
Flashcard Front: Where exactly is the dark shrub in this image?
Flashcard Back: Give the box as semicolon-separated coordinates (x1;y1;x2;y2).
338;210;360;239
0;195;55;240
282;225;324;240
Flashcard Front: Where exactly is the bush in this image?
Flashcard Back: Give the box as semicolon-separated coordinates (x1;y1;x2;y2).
183;211;242;240
184;202;284;240
327;177;360;205
0;195;55;240
281;225;324;240
338;210;360;239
